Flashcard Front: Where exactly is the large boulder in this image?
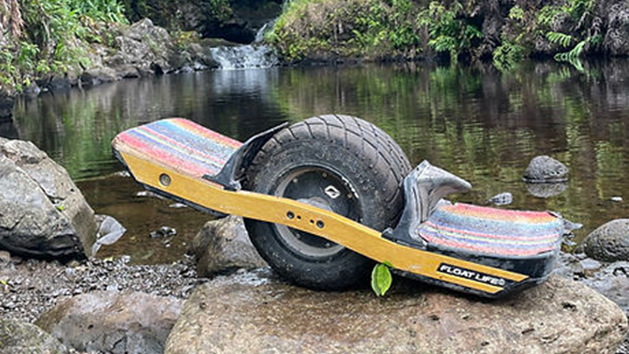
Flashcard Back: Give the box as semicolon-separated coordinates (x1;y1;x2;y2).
191;216;267;277
523;155;569;183
165;271;628;354
582;219;629;262
0;139;96;258
107;19;175;76
0;317;68;354
36;291;183;354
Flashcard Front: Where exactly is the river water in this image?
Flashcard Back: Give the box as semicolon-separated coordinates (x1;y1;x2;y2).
4;61;629;264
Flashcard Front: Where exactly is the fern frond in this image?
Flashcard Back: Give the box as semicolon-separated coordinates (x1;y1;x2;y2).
546;32;573;47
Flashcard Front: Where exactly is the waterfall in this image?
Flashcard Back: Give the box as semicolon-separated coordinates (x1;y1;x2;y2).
210;21;278;70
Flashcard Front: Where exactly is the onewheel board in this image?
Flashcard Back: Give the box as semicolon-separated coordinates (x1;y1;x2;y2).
112;114;563;298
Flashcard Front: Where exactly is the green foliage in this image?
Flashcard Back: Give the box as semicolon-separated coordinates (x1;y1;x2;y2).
120;0;232;30
537;0;599;71
269;0;423;62
371;262;393;296
493;39;524;70
67;0;128;23
497;0;601;70
537;5;562;27
554;39;587;71
508;5;524;21
207;0;233;22
418;1;482;62
546;32;573;48
0;0;127;92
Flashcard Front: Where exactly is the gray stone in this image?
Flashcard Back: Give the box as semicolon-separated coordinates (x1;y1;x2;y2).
0;139;96;258
523;155;569;183
165;271;628;354
583;219;629;262
191;216;267;277
36;291;183;354
0;317;68;354
0;250;10;265
79;67;118;86
109;19;173;75
487;192;512;206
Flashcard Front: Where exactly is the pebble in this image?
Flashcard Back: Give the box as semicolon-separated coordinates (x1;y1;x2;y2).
0;250;11;265
487;192;512;206
0;257;197;323
149;226;177;238
169;203;187;208
611;196;623;202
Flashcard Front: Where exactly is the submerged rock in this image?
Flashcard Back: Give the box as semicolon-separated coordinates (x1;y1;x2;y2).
165;271;627;354
582;219;629;262
0;317;68;354
191;216;267;277
487;192;512;206
36;291;183;354
0;139;96;258
523;156;569;183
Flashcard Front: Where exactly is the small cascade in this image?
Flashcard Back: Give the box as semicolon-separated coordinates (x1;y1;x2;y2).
210;20;278;70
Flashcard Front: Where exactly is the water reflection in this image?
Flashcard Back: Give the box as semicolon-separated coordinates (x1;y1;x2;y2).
6;61;629;263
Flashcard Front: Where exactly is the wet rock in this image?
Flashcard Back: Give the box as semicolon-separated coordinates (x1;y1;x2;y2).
523;156;569;183
79;67;118;86
603;2;629;56
487;192;512;206
108;19;173;76
165;271;628;354
0;317;69;354
36;291;183;354
0;87;14;121
555;253;629;354
92;215;127;255
191;216;267;277
0;250;10;266
581;261;629;314
582;219;629;262
0;139;96;258
525;182;568;198
150;226;177;238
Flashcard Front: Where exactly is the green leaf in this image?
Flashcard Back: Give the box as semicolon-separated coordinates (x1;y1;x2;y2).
546;32;573;48
56;205;64;211
371;263;393;296
0;279;7;286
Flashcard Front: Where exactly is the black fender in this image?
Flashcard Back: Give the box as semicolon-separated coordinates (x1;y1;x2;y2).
203;122;289;190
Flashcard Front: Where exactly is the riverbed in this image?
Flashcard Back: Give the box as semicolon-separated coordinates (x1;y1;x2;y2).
5;61;629;264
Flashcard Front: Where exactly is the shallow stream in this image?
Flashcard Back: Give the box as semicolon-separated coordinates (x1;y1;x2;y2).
4;61;629;264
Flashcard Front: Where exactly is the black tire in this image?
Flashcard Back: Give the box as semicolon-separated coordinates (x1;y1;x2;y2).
243;114;411;290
